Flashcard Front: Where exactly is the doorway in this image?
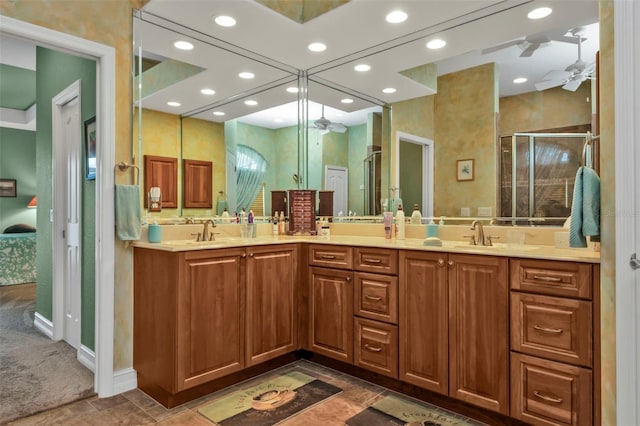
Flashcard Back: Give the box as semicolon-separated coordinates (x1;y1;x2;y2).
395;132;434;218
324;165;347;216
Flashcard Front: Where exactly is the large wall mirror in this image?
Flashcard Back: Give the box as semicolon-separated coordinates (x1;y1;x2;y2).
133;1;599;225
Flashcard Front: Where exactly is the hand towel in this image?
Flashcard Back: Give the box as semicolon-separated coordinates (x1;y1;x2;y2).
569;167;600;247
115;184;141;241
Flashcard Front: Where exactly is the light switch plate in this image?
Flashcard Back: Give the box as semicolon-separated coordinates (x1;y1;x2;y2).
460;207;471;217
478;207;492;217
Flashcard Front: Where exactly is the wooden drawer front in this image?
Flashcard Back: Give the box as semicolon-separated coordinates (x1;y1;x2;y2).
308;244;353;270
354;317;398;378
354;247;398;275
355;272;398;324
511;259;592;299
511;353;592;426
512;293;592;367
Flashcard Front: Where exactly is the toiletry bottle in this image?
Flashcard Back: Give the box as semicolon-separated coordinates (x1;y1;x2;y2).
321;217;330;239
278;211;285;235
221;208;230;221
240;208;246;224
426;218;439;239
272;212;279;236
396;204;405;240
410;204;422;224
383;211;393;239
148;221;162;243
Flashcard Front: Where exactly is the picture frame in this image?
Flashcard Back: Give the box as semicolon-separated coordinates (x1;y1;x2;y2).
0;179;17;197
84;116;97;180
456;159;474;181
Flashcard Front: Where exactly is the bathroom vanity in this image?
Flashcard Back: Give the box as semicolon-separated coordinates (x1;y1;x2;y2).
133;234;600;425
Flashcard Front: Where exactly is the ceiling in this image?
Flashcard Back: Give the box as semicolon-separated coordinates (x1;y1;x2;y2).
137;0;599;129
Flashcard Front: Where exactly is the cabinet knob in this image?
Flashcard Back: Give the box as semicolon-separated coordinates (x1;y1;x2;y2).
241;253;246;258
346;276;351;282
447;260;455;267
248;253;254;257
438;259;445;267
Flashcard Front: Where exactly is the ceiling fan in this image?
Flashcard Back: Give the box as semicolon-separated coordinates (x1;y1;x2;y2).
481;30;580;58
312;105;347;134
535;28;595;92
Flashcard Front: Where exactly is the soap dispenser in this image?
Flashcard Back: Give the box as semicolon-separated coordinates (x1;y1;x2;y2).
410;204;422;224
395;204;405;240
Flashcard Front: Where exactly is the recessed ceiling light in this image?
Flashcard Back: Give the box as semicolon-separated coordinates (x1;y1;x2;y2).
274;118;284;123
238;72;255;79
528;7;552;19
200;88;215;95
214;15;236;27
244;100;258;106
382;87;397;94
386;10;407;24
173;40;194;50
167;101;181;107
213;111;225;116
354;64;371;72
286;86;299;93
341;98;354;104
513;77;528;84
308;42;327;52
426;39;446;49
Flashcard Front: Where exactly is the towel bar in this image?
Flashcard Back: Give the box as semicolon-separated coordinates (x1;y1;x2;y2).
116;161;140;185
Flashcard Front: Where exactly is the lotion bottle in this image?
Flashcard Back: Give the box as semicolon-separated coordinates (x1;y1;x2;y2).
410;204;422;224
272;212;279;236
383;212;393;239
395;204;405;240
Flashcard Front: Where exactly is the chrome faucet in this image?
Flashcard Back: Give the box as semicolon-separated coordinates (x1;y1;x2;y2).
201;219;216;241
470;220;485;246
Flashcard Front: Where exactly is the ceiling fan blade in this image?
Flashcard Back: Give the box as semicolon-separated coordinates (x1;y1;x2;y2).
481;40;519;55
562;79;583;92
320;129;331;136
542;70;572;81
535;79;565;91
519;42;539;57
329;123;347;133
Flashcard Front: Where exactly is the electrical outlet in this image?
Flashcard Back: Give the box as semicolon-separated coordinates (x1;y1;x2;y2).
359;184;364;190
460;207;471;217
478;207;492;217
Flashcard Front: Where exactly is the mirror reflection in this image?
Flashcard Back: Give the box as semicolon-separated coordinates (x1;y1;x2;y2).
133;3;599;225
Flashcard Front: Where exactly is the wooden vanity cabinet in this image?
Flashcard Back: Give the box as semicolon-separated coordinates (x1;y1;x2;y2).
245;245;298;367
399;251;509;415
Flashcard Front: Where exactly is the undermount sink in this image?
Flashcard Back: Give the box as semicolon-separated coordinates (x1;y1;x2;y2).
159;239;229;247
442;241;539;251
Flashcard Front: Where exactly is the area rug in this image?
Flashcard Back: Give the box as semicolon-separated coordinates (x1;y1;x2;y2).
198;370;342;425
346;394;486;426
0;283;95;423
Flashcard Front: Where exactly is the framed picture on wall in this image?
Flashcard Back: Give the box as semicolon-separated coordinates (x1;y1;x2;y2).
84;116;97;180
456;159;474;181
0;179;17;197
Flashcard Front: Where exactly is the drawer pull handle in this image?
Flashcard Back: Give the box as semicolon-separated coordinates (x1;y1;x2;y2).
534;391;563;404
364;295;382;301
534;324;563;334
532;275;562;282
363;258;382;264
364;344;382;352
321;254;336;259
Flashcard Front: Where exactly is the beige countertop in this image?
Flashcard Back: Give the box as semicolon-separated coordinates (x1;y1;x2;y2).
132;234;600;264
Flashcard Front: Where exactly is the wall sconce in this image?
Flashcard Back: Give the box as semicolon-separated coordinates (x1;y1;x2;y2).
27;196;37;208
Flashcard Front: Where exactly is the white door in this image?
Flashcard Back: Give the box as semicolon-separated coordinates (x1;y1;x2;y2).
52;81;82;350
396;132;434;218
325;165;347;216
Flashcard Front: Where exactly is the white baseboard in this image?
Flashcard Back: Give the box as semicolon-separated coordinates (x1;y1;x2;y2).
113;368;137;395
78;345;96;373
34;312;54;339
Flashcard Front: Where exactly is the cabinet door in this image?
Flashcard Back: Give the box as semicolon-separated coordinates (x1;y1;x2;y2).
246;245;298;366
448;254;509;414
309;266;353;363
399;251;448;395
177;249;245;391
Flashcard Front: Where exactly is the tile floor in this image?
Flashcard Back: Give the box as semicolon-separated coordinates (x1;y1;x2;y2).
7;360;483;425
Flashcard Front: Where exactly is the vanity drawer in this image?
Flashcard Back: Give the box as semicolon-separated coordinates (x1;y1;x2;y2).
510;259;592;299
354;272;398;324
308;244;353;270
354;247;398;275
511;353;592;426
511;293;592;367
354;317;398;379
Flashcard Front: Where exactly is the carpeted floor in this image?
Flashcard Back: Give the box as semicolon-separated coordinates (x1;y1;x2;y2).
0;283;95;423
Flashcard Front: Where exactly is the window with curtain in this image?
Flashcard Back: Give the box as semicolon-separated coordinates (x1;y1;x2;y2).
236;144;268;212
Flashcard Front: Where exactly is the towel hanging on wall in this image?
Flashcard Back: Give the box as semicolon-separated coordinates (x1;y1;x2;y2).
569;166;600;248
115;184;141;241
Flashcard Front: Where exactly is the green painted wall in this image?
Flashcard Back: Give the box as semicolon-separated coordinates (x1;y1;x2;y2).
399;140;423;212
0;128;37;232
36;47;96;350
348;123;367;215
0;64;36;110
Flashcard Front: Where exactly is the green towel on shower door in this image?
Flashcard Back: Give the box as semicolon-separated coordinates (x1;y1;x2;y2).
115;184;141;241
569;167;600;248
